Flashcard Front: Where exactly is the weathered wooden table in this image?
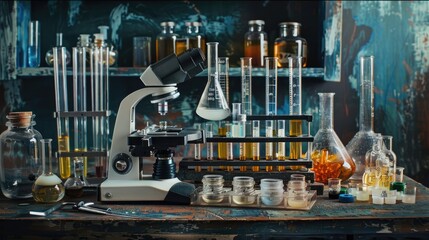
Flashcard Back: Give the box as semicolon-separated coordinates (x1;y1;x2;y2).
1;176;428;239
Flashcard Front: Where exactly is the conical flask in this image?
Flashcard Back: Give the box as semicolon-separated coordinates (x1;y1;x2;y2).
196;42;230;120
346;56;378;182
310;93;355;184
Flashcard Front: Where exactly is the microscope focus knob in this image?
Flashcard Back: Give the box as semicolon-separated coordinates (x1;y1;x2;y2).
112;153;133;174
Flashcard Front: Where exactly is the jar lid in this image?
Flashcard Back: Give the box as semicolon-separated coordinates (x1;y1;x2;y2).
185;21;202;27
260;178;284;189
7;112;33;127
339;194;355;203
248;20;265;26
233;176;255;187
161;21;175;27
279;22;301;27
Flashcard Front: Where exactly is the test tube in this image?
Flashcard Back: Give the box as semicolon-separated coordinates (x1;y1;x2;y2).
218;120;227;170
241;57;253;160
289;57;303;163
218;57;230;105
91;33;110;177
206;123;214;172
252;120;260;172
53;47;71;180
194;123;202;172
226;123;234;171
265;120;274;172
265;57;278;116
277;119;286;171
72;46;88;176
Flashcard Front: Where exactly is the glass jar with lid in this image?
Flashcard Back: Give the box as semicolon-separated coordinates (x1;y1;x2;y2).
244;20;268;67
0;112;43;199
183;21;206;55
156;21;179;61
274;22;307;67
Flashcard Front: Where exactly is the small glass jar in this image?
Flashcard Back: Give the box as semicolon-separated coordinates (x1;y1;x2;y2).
156;21;179;61
232;176;256;205
202;175;225;203
260;178;284;206
183;21;206;54
0;112;43;199
244;20;268;67
274;22;307;68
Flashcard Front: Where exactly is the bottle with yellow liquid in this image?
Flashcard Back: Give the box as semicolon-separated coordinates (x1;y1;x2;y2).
156;21;178;61
310;93;355;184
363;133;390;188
244;20;268;67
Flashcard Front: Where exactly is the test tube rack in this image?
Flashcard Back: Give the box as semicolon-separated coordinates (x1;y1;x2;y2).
177;115;315;184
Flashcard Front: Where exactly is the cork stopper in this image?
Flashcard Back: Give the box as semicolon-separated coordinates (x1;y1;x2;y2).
6;112;33;127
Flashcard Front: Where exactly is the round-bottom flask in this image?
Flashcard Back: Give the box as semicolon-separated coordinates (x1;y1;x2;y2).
64;159;88;198
311;93;355;184
32;139;65;203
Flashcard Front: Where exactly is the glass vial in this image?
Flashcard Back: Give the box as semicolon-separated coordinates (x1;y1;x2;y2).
346;56;378;181
226;123;234;171
45;33;71;66
32;139;65;203
202;175;225;203
244;20;268;67
260;178;284;206
274;22;307;68
218;57;230;105
265;119;274;171
98;25;118;66
28;20;41;67
232;176;256;205
194;123;202;172
156;21;178;61
252;120;261;172
277;120;286;171
53;47;71;180
0;112;42;199
206;123;214;172
196;42;230;121
64;159;88;198
289;57;303;163
311;93;355;184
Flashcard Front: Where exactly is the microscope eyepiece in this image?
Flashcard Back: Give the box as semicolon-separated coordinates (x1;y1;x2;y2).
177;48;206;79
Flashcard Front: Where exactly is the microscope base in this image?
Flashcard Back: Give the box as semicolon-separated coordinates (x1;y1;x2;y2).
99;177;195;204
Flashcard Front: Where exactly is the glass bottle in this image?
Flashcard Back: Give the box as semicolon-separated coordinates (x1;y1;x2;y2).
310;93;355;184
45;33;71;66
0;112;42;199
32;139;65;203
274;22;307;68
77;34;92;66
156;21;178;61
346;56;378;182
196;42;231;121
64;159;88;198
184;21;206;54
362;133;387;188
98;25;118;66
382;135;397;187
244;20;268;67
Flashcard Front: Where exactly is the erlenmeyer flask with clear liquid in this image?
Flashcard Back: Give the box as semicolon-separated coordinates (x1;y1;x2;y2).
196;42;231;121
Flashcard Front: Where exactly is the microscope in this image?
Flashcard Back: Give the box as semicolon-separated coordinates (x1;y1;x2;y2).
99;48;206;204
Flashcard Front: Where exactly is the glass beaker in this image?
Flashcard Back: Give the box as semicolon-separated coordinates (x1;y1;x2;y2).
346;56;378;182
310;93;355;184
196;42;230;121
32;139;65;203
0;112;43;199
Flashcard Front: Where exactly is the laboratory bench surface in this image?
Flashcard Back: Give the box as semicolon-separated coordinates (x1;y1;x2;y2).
1;176;428;240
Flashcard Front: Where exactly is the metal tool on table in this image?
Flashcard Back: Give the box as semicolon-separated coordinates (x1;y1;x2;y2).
99;48;206;204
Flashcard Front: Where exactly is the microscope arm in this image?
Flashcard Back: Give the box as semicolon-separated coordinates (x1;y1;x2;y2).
108;86;177;181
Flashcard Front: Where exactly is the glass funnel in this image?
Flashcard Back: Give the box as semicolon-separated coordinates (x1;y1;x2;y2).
346;56;378;181
196;42;230;121
310;93;355;184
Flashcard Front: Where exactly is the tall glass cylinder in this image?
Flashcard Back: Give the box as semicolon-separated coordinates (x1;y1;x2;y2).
91;35;110;178
277;120;286;171
265;57;278;116
196;42;230;121
73;47;88;176
346;56;377;181
265;120;274;172
218;57;230;105
252;120;260;172
194;123;202;172
53;47;71;180
206;123;214;172
241;57;253;161
289;57;302;161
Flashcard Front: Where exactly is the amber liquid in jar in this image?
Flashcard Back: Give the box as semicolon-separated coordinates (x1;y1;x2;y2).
244;42;268;67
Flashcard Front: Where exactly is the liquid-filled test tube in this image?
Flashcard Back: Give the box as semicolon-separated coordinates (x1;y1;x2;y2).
226;123;234;171
72;47;88;176
241;57;253;161
289;57;303;162
252;120;260;172
265;57;278;116
218;57;230;105
53;47;71;180
277;120;286;171
218;120;227;170
206;123;214;172
265;120;274;172
194;123;202;172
